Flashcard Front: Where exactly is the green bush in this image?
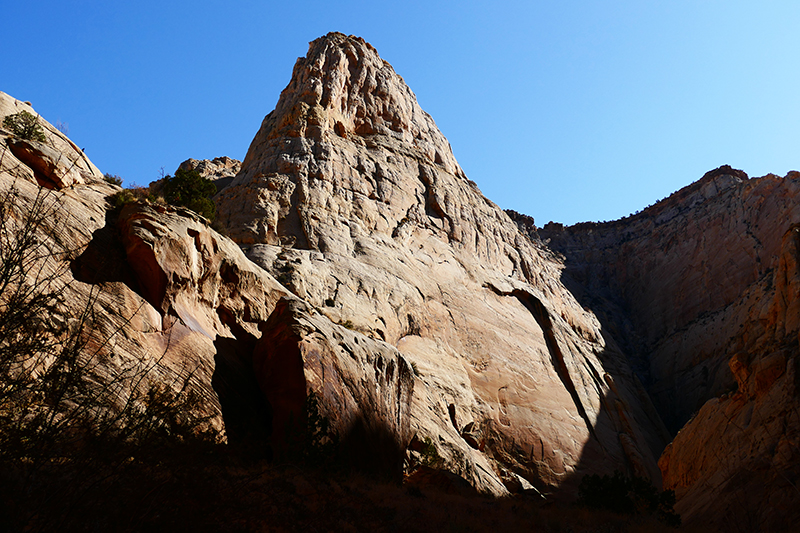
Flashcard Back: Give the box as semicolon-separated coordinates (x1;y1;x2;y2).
163;168;216;221
110;185;154;208
0;181;214;531
577;470;681;528
420;436;442;467
3;111;47;143
103;173;124;186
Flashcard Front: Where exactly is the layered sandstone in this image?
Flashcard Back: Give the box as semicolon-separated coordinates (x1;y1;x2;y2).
540;166;800;527
0;91;103;189
216;32;669;494
0;91;421;475
10;32;797;527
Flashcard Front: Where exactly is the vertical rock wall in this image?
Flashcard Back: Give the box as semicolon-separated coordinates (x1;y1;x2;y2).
216;32;669;495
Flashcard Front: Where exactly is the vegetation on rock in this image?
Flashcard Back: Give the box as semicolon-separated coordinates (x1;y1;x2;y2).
109;167;216;221
0;180;213;532
103;172;123;186
2;111;47;143
577;471;681;528
163;167;216;220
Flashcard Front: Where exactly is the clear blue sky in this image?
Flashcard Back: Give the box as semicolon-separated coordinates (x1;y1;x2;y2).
4;1;799;225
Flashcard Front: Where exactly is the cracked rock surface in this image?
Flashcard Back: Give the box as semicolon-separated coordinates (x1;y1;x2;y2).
216;32;668;495
541;166;800;527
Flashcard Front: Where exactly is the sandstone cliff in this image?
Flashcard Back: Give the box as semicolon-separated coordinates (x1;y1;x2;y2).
6;93;425;498
4;49;668;499
540;166;800;528
216;32;669;495
7;31;797;530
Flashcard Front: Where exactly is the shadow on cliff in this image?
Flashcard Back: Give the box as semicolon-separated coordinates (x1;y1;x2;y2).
71;208;141;289
211;328;273;458
480;285;667;501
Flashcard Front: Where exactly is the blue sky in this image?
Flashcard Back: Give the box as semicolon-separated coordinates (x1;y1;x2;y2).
4;1;799;225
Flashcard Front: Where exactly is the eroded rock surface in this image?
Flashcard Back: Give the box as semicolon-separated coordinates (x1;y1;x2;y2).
179;156;241;193
216;32;669;495
541;166;800;527
1;90;417;473
8;31;796;528
1;91;103;188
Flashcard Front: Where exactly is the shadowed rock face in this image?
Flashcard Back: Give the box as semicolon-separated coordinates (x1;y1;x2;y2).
9;32;797;528
216;32;669;495
1;90;418;472
540;166;800;528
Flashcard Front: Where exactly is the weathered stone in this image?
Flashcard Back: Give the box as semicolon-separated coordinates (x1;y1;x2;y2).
179;156;241;194
216;32;669;495
542;166;800;528
253;296;414;477
0;91;103;188
6;138;86;188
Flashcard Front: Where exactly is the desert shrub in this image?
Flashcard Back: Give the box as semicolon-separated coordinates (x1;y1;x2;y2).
0;180;214;531
2;111;47;143
110;185;153;208
420;436;442;467
163;167;216;221
103;173;123;186
577;470;681;528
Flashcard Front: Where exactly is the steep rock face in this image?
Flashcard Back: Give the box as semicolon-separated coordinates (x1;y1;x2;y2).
540;167;800;430
1;91;103;189
254;297;415;476
658;224;800;530
216;32;669;494
114;200;418;460
540;166;800;526
1;95;415;463
1;99;233;437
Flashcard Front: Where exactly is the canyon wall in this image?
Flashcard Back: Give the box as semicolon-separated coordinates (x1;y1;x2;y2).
215;32;669;494
540;166;800;527
4;31;798;529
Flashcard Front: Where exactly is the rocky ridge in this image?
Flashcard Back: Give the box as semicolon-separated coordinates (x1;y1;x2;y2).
179;156;241;193
0;89;415;469
540;165;800;528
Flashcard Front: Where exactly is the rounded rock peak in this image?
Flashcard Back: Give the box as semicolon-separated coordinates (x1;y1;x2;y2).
256;32;462;176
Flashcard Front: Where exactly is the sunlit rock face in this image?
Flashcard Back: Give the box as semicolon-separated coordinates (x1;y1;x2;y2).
541;167;800;528
1;90;416;469
0;92;242;440
216;32;668;495
0;91;103;189
178;156;241;193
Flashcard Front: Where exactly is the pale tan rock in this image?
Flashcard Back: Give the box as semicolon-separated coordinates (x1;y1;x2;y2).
117;201;416;468
117;202;287;338
253;296;414;476
178;156;241;193
0;139;232;438
216;32;669;495
542;166;800;527
0;91;103;187
6;138;86;188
